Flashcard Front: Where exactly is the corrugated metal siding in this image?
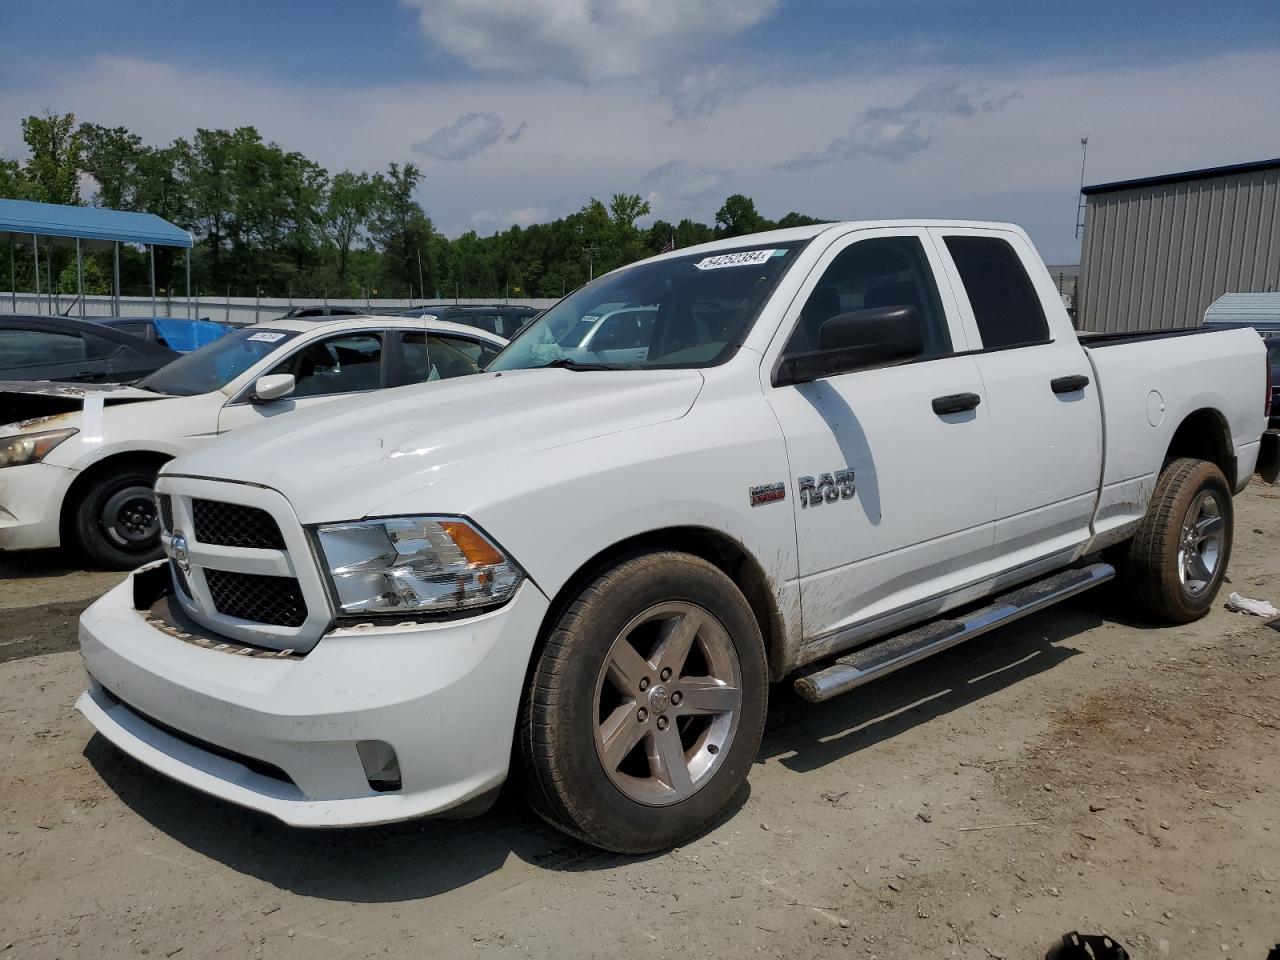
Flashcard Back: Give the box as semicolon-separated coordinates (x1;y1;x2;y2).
1078;166;1280;332
1204;292;1280;326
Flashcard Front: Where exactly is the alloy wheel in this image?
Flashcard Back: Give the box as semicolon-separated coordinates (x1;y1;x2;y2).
592;601;743;806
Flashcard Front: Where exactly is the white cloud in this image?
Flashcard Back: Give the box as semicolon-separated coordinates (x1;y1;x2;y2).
471;206;549;228
660;66;749;121
413;112;508;160
4;49;1280;263
641;160;732;212
776;80;1020;169
399;0;780;82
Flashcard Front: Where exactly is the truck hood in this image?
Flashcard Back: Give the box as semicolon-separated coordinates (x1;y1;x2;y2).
0;380;167;433
168;368;705;522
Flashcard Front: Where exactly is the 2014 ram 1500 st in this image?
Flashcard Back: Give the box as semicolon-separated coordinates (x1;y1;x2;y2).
75;221;1273;853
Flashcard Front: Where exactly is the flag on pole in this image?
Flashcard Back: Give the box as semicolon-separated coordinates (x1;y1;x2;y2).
660;233;675;254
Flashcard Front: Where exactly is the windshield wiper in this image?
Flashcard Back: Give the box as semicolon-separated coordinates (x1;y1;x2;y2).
537;358;631;371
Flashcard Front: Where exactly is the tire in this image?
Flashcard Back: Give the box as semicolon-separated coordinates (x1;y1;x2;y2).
519;551;768;853
1118;457;1233;623
74;467;164;570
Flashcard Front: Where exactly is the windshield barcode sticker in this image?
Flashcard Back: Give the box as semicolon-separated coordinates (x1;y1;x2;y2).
694;249;785;270
247;332;287;342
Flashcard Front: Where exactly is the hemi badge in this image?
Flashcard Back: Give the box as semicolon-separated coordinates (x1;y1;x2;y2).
749;482;786;507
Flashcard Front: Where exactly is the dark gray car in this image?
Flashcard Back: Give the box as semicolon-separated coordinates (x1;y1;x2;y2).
0;314;178;383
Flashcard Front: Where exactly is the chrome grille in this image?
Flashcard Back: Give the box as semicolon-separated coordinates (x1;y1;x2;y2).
192;499;285;550
205;569;307;628
156;494;173;533
169;559;191;599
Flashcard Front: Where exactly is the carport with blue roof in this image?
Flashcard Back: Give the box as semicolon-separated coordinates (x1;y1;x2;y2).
1;197;194;318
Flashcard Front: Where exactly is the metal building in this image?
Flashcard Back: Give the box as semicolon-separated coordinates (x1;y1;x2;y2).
1077;157;1280;333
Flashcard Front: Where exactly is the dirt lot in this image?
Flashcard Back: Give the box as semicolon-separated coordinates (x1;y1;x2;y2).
2;485;1278;960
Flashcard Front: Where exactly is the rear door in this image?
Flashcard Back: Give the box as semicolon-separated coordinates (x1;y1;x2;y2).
931;228;1102;571
763;229;995;649
217;330;388;432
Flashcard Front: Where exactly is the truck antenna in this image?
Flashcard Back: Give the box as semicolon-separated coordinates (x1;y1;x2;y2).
1075;136;1090;240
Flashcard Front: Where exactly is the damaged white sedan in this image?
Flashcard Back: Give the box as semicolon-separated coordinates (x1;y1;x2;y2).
0;315;505;567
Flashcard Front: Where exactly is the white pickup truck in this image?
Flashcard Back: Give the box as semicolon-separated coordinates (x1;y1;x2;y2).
0;315;505;568
75;221;1272;853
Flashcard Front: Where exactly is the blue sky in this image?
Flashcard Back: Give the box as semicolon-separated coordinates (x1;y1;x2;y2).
2;0;1279;261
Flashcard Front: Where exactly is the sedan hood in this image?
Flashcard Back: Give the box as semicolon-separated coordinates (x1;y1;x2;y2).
169;368;705;522
0;381;165;432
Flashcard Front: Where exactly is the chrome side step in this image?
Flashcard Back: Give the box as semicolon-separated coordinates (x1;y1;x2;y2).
793;562;1115;703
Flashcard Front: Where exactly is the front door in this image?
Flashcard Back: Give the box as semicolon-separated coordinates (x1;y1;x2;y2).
763;229;995;652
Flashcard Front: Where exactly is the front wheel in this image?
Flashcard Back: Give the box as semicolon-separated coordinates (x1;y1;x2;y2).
1118;457;1233;623
74;468;164;570
519;551;768;853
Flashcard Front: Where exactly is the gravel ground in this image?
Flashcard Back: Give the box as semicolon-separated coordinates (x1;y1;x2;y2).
2;484;1278;960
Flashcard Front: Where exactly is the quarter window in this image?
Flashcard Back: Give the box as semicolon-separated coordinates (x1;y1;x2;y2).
943;236;1049;349
781;236;952;362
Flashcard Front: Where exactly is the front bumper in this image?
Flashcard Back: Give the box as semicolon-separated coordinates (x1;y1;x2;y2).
77;566;551;827
0;461;74;551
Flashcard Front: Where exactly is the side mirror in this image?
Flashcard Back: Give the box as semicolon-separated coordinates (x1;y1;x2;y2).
776;305;925;386
253;373;295;402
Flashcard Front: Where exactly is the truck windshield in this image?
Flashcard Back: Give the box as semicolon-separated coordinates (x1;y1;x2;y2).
487;240;808;371
135;328;300;396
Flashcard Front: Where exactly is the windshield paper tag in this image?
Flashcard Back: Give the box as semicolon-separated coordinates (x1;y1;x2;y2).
247;332;287;342
694;249;785;271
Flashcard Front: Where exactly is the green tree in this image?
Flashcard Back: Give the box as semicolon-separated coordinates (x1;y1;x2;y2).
714;194;766;238
58;255;110;295
325;171;378;289
369;162;435;297
776;211;826;229
78;123;146;209
21;113;83;205
0;157;35;200
674;218;715;249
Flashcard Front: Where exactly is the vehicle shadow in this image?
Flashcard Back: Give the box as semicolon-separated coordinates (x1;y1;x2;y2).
83;592;1128;901
761;595;1110;774
0;547;87;580
84;735;750;903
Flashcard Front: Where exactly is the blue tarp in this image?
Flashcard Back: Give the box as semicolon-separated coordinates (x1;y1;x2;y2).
0;198;192;248
153;318;233;352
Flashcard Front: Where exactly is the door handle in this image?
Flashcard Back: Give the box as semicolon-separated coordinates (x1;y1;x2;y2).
931;392;982;415
1051;374;1090;394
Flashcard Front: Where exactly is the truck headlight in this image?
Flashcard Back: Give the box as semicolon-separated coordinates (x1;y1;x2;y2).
316;517;523;616
0;428;78;469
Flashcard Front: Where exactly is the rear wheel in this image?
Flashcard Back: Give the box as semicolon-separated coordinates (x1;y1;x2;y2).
74;468;164;570
1118;457;1233;623
519;552;768;853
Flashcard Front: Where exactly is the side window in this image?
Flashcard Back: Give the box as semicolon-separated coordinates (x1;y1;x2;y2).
587;311;656;352
782;236;952;361
943;236;1049;349
0;329;91;368
270;333;383;398
459;314;502;336
401;333;499;384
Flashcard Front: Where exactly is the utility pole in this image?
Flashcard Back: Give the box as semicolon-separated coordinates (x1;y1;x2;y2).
1075;135;1090;240
585;243;599;282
